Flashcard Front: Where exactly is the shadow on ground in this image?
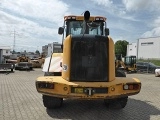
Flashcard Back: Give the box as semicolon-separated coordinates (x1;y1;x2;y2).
46;98;160;120
0;70;15;75
15;69;35;72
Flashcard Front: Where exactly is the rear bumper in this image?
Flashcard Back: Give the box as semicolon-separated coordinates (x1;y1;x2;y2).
36;76;141;100
15;63;32;69
0;63;14;70
37;91;140;100
15;66;31;69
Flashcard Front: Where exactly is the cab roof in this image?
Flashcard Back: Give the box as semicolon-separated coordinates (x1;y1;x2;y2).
64;15;107;22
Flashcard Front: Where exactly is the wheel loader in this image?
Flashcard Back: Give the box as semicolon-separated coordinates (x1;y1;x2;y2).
31;55;45;68
36;11;141;109
115;54;137;73
15;54;33;70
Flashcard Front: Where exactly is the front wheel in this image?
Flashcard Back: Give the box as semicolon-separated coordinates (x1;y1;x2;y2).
42;95;63;109
29;67;33;70
104;97;128;109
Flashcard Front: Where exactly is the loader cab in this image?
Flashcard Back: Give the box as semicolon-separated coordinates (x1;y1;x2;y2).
58;15;109;38
58;11;115;82
115;54;122;61
124;56;136;68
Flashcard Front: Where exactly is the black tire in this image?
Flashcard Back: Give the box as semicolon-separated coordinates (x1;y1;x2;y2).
134;70;137;73
15;67;18;70
11;68;13;72
104;97;128;109
30;67;33;70
115;70;126;77
42;95;63;109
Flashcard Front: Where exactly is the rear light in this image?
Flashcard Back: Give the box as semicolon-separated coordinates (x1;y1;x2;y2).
123;84;139;90
37;82;54;89
133;84;139;90
65;16;76;20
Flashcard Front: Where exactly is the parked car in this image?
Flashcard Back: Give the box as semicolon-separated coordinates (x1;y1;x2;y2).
136;62;160;73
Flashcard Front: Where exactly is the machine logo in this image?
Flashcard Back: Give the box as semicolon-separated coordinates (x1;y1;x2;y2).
63;64;68;71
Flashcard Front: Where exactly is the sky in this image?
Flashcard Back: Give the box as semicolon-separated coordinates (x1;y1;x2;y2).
0;0;160;52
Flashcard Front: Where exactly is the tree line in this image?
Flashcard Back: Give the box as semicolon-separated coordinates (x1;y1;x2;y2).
114;40;128;57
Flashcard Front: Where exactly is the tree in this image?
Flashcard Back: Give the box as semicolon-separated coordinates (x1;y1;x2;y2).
35;50;40;54
12;50;16;54
115;40;129;57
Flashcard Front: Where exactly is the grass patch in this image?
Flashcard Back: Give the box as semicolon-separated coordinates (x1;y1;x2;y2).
137;59;160;66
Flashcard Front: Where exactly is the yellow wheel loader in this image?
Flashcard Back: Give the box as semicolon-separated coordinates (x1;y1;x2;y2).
115;54;137;73
36;11;141;109
30;54;45;68
15;54;33;70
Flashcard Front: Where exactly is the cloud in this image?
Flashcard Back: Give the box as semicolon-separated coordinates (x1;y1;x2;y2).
121;1;160;38
1;0;70;24
122;0;160;12
141;15;160;38
90;0;138;21
90;0;113;7
0;10;58;41
153;17;160;27
141;27;160;38
0;0;70;52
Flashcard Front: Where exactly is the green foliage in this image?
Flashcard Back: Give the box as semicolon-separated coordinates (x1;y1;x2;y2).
115;40;129;57
35;50;40;54
12;50;16;54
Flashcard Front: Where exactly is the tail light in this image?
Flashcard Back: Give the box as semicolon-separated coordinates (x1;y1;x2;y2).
37;82;54;89
123;84;140;90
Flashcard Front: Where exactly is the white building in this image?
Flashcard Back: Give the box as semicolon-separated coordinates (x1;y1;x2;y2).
0;46;11;56
42;45;48;57
137;37;160;59
0;46;11;63
47;42;62;56
126;42;137;57
127;37;160;59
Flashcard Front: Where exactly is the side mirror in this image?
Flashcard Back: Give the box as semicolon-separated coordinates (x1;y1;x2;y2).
58;27;64;35
105;28;109;36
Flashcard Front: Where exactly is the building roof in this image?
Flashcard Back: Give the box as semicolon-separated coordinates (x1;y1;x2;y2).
0;46;11;50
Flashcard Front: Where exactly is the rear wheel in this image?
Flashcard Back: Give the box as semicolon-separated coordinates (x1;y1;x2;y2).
112;70;128;109
42;95;63;109
15;67;18;70
104;97;128;109
30;67;33;70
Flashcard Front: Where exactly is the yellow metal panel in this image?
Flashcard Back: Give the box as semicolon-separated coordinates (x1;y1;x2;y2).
37;76;141;87
36;76;141;99
64;16;107;21
39;83;69;96
108;36;115;81
62;35;71;81
51;53;63;57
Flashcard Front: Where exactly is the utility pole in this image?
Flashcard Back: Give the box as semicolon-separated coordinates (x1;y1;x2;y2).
11;29;21;53
13;29;16;53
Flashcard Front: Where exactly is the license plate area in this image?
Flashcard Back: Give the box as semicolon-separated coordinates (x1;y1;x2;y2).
71;87;108;94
